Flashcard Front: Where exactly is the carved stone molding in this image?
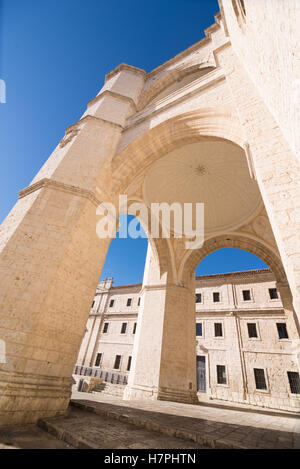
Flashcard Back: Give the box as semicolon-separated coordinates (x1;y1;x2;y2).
19;177;101;207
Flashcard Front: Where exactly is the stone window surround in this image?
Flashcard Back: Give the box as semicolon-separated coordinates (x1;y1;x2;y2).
286;371;300;398
102;322;110;334
253;367;270;394
241;288;254;303
216;364;229;388
120;322;128;335
196;321;204;338
276;322;290;341
214;321;225;339
268;288;280;302
246;320;261;341
113;354;122;370
213;291;221;303
195;292;203;304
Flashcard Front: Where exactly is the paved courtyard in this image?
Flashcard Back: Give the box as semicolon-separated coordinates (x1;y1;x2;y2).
67;391;300;449
1;392;299;449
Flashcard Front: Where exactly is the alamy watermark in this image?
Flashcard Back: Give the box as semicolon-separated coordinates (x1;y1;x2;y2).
96;194;204;249
0;339;6;363
0;79;6;103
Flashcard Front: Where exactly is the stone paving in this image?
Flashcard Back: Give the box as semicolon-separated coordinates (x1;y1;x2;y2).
0;425;72;449
39;407;205;449
67;391;300;449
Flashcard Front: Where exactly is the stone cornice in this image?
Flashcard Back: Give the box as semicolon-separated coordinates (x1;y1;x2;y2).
65;114;124;135
213;40;232;67
87;89;137;113
105;63;146;83
146;37;212;80
19;178;101;207
196;307;285;316
124;69;225;131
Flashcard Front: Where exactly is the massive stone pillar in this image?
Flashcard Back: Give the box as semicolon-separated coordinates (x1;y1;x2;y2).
215;44;300;320
124;244;198;404
0;64;146;426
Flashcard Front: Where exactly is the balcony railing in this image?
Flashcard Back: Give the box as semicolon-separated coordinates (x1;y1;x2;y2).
73;365;128;385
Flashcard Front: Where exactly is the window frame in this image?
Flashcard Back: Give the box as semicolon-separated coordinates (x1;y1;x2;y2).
247;321;260;340
195;293;202;304
127;356;132;372
214;322;224;338
276;322;289;340
253;367;269;393
109;299;114;308
242;289;252;302
120;322;128;335
102;322;109;334
216;364;228;387
132;322;137;335
126;298;132;307
95;352;102;367
287;371;300;395
269;288;279;301
213;291;221;303
113;354;122;370
196;322;203;337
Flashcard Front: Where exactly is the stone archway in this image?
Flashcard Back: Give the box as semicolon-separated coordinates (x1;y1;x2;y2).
180;234;287;286
0;31;298;423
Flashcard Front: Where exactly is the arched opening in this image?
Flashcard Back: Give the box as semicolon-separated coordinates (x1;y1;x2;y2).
193;246;299;411
74;215;149;383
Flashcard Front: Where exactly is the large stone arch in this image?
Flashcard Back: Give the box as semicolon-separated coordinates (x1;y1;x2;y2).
180;233;288;285
112;107;246;193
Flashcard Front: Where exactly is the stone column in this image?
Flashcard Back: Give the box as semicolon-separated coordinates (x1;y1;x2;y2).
215;43;300;320
124;244;198;404
0;64;146;426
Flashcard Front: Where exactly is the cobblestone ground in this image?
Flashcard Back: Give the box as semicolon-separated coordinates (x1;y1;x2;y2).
0;426;72;449
0;408;206;450
40;407;206;449
69;391;300;449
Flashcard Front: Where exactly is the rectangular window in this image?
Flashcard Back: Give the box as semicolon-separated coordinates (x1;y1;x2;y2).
121;322;127;334
109;299;114;307
114;355;121;370
196;323;203;337
95;353;102;367
102;322;109;333
127;298;132;306
133;322;137;334
217;365;227;385
127;356;132;371
214;323;223;337
247;323;258;338
277;323;289;339
269;288;278;300
254;368;267;390
213;292;220;303
91;300;95;308
138;298;141;306
195;293;202;303
242;290;251;301
287;372;300;394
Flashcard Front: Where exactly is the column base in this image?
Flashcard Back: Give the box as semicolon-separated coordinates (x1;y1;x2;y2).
0;370;72;427
123;384;199;405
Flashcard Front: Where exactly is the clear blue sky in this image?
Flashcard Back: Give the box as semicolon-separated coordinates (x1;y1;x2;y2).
0;0;268;285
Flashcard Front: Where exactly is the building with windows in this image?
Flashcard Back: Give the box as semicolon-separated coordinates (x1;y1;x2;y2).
75;269;300;412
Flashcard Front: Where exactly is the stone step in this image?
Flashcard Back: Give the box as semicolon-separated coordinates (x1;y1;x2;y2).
37;406;205;449
93;382;125;397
